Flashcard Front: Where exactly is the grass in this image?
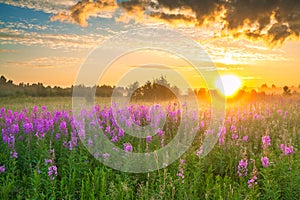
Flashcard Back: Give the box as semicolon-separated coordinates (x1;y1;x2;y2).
0;96;299;199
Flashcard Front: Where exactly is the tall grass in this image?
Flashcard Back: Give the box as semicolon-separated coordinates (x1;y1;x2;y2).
0;97;299;199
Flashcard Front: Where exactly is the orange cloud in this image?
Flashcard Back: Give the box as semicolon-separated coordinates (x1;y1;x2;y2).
51;0;300;47
50;0;117;27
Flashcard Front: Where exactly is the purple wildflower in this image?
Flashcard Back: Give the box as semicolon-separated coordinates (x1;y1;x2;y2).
262;135;271;149
59;121;67;135
218;126;226;145
196;145;203;156
261;157;269;167
230;124;237;132
0;166;5;173
176;159;185;184
248;175;258;188
87;138;93;146
111;136;118;142
146;135;152;143
118;129;124;137
102;153;110;159
11;124;19;134
237;158;248;177
280;144;294;155
45;159;53;164
157;129;164;136
55;133;61;140
232;133;239;140
48;165;58;179
123;143;133;153
10;151;18;158
243;135;249;142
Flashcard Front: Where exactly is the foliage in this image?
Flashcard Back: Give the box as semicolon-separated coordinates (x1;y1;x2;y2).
0;97;299;199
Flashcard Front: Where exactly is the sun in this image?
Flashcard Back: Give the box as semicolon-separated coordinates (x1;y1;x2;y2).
215;74;242;97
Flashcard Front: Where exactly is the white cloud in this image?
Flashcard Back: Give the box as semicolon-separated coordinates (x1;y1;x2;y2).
0;26;107;50
0;0;77;14
6;56;84;69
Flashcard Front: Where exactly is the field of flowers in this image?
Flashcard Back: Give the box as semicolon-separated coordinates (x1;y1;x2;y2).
0;97;299;199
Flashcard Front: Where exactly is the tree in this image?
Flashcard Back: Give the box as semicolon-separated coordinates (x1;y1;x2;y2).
283;86;291;96
261;83;268;88
127;81;139;96
0;75;7;84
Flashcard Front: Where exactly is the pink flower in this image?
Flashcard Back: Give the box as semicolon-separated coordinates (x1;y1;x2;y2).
261;157;269;167
146;135;152;143
237;158;248;177
262;135;271;149
87;138;93;146
0;166;5;173
157;129;164;136
176;159;185;184
230;125;237;132
248;175;258;188
111;136;118;142
280;144;294;155
48;165;58;180
232;133;238;140
218;126;226;145
242;135;248;142
200;121;205;128
123;143;133;153
10;151;18;158
102;153;110;159
219;136;225;145
45;159;53;164
196;145;203;156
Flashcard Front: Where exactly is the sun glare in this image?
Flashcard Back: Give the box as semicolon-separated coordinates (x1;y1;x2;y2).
223;52;234;65
215;74;242;97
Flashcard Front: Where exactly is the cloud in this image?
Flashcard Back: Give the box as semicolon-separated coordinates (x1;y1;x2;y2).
6;56;84;69
203;38;289;64
50;0;300;47
50;0;117;27
0;49;18;53
0;0;77;13
0;26;106;50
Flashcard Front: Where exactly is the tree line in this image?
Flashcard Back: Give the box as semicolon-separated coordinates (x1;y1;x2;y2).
0;75;298;100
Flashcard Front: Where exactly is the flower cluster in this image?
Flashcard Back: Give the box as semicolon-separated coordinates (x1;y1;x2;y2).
248;175;258;188
0;166;5;173
261;157;269;167
176;159;185;184
280;144;294;155
48;165;58;180
262;135;271;149
248;162;258;188
123;143;133;153
45;149;58;180
237;158;248;177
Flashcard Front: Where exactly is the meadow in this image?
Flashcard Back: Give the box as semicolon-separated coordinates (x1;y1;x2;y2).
0;96;299;199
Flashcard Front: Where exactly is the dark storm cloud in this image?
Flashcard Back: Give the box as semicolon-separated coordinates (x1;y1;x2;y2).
51;0;300;47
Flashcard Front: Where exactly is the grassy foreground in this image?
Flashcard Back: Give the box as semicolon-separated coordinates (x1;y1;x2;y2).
0;97;299;199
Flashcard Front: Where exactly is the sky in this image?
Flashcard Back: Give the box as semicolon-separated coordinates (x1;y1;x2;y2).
0;0;300;89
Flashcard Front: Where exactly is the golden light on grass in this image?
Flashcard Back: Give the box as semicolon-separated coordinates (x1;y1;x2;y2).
215;74;242;97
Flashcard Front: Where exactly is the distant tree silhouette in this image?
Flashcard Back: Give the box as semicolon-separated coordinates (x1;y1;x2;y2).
131;75;177;101
0;75;7;84
127;81;139;96
261;83;268;88
283;86;291;96
0;74;299;100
